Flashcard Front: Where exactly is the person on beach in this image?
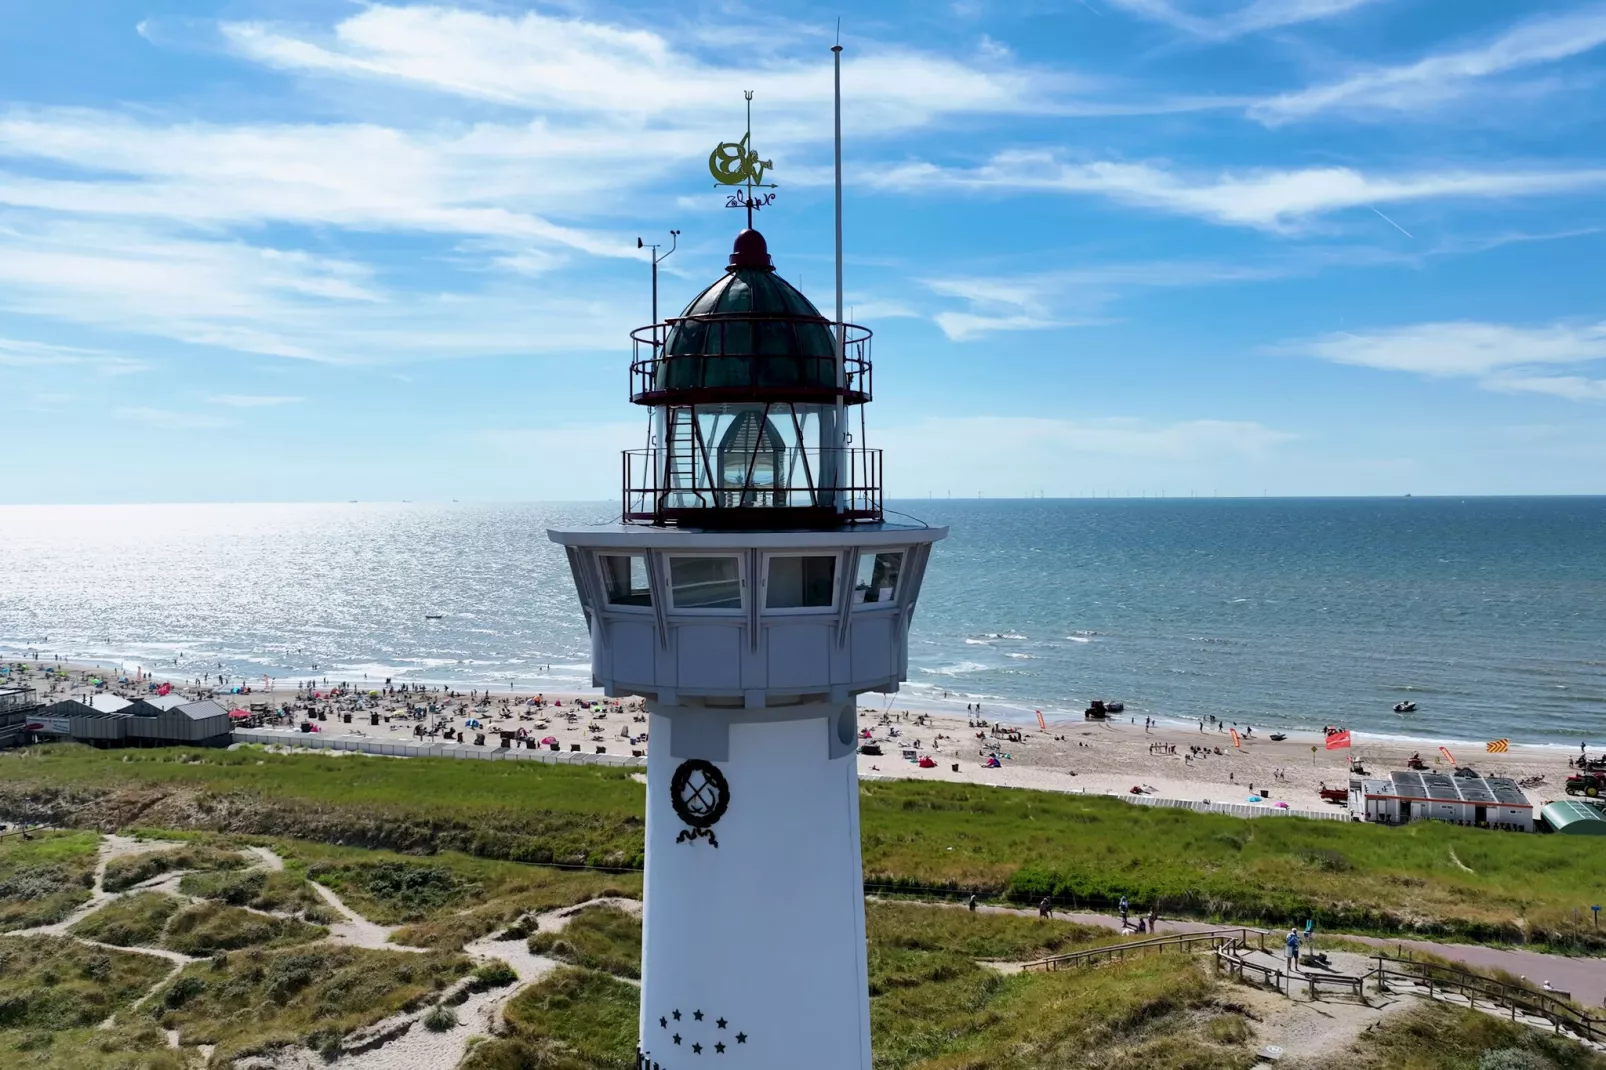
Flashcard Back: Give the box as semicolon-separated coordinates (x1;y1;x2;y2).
968;894;978;913
1285;929;1301;971
1119;896;1128;925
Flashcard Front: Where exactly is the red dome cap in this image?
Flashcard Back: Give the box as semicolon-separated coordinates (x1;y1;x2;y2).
727;229;774;271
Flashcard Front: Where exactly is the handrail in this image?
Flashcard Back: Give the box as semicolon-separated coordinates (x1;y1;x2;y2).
1370;954;1606;1042
1020;927;1266;972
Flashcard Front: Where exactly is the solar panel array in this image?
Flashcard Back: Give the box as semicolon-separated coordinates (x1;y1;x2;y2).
1385;770;1528;807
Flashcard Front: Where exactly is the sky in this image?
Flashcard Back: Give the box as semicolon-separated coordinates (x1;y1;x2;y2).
2;0;1605;502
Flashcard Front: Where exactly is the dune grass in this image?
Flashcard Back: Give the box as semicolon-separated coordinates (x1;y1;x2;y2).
161;901;326;956
859;780;1606;946
462;966;640;1070
0;830;99;931
0;934;172;1028
10;745;1606;944
268;837;640;949
101;842;245;893
0;1023;189;1070
178;867;333;922
155;943;471;1062
1292;999;1606;1070
529;904;643;978
67;892;182;949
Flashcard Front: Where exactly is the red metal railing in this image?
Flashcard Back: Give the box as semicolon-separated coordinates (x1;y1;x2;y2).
622;447;883;527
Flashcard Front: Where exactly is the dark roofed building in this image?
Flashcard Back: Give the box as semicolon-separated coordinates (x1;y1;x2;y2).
123;696;232;745
1356;769;1534;830
0;686;43;748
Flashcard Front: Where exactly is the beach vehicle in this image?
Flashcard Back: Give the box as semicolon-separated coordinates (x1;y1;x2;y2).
1084;700;1110;720
858;743;883;756
1319;787;1349;804
1406;753;1428;770
1393;701;1417;713
1566;773;1606;797
1269;732;1287;741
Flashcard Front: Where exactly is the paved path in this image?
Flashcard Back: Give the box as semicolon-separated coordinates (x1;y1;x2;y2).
906;897;1606;1008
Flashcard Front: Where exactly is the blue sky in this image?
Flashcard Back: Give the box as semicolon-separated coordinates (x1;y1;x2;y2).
2;0;1605;502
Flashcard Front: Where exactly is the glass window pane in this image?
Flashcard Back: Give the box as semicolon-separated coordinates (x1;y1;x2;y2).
855;551;903;604
767;555;837;609
600;555;651;606
670;557;742;609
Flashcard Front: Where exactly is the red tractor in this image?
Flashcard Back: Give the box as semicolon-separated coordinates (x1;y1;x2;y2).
1566;772;1606;797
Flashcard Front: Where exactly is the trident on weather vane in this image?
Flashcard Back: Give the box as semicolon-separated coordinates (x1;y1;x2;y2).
709;90;776;229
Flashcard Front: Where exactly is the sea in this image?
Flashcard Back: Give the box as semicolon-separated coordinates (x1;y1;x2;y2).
1;498;1602;748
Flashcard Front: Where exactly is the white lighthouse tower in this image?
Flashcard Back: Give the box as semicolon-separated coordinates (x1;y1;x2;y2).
550;91;944;1070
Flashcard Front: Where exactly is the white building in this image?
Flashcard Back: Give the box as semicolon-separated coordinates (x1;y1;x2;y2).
551;227;944;1070
1353;770;1533;830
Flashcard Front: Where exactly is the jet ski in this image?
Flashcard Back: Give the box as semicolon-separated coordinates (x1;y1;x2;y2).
1393;701;1417;713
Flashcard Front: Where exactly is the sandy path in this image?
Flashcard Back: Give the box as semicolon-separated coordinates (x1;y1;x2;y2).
306;880;427;953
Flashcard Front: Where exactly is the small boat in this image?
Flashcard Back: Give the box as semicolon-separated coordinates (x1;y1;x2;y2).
1106;701;1125;713
424;614;443;620
1393;701;1417;713
1269;732;1287;741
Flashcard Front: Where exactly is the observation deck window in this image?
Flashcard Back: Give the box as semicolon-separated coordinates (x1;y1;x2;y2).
599;554;651;607
854;551;904;606
764;554;837;610
668;555;743;611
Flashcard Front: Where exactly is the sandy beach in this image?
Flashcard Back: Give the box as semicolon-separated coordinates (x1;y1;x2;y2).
5;656;1582;814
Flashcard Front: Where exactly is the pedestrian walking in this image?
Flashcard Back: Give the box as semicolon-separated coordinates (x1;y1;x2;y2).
1285;929;1301;971
968;894;977;913
1119;895;1129;926
1039;896;1051;919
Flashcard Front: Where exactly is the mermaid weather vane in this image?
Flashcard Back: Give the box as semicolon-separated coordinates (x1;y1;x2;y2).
709;90;776;228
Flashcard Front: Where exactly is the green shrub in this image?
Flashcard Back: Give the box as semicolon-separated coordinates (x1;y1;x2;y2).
422;1004;458;1032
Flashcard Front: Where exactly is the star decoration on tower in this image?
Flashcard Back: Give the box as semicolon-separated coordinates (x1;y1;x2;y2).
693;1010;704;1021
660;1016;667;1028
736;1032;747;1043
654;1007;745;1059
672;1010;682;1021
693;1043;703;1054
673;1034;682;1045
715;1041;727;1053
716;1018;727;1029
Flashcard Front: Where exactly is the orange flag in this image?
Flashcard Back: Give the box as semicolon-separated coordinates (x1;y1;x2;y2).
1230;728;1242;749
1325;730;1352;749
1439;746;1456;766
1035;710;1047;732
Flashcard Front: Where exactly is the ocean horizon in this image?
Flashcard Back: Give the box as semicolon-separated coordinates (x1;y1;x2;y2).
2;496;1602;749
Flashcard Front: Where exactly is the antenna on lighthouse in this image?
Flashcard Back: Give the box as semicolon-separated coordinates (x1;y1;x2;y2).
833;29;846;462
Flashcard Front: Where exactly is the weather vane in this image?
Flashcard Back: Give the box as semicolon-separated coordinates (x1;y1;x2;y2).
709;90;776;228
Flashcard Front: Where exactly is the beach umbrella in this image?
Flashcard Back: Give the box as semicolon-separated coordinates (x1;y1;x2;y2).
1273;801;1289;809
540;736;558;745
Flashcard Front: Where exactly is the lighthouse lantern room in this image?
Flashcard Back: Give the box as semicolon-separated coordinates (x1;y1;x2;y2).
549;79;945;1070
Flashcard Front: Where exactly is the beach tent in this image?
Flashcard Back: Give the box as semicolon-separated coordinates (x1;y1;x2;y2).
228;709;252;720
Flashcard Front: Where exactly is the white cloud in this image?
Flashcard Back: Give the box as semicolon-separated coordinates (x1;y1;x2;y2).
933;311;1068;340
219;5;1073;134
208;394;305;407
114;406;235;430
1252;6;1606;124
1283;319;1606;401
1108;0;1387;39
875;151;1606;230
0;336;146;374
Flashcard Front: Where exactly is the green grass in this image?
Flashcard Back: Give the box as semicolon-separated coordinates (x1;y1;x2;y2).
67;892;182;948
101;842;245;893
0;1024;189;1070
161;901;326;955
0;743;644;867
528;905;643;978
178;867;332;921
155;943;472;1062
12;745;1606;945
858;780;1606;947
0;830;99;931
0;934;171;1032
268;838;640;949
462;966;639;1070
1291;1000;1606;1070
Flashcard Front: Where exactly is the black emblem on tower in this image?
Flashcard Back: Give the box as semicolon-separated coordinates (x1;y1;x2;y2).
671;759;730;847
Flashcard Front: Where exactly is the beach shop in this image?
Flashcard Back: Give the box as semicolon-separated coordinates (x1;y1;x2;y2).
1353;770;1533;830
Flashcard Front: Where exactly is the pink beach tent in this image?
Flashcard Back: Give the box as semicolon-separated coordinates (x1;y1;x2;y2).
228;709;251;720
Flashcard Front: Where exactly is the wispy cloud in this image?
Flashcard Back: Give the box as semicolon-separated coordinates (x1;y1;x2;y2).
875;151;1606;231
0;336;146;374
207;394;305;407
114;406;235;430
1282;319;1606;401
1107;0;1387;39
1252;6;1606;124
